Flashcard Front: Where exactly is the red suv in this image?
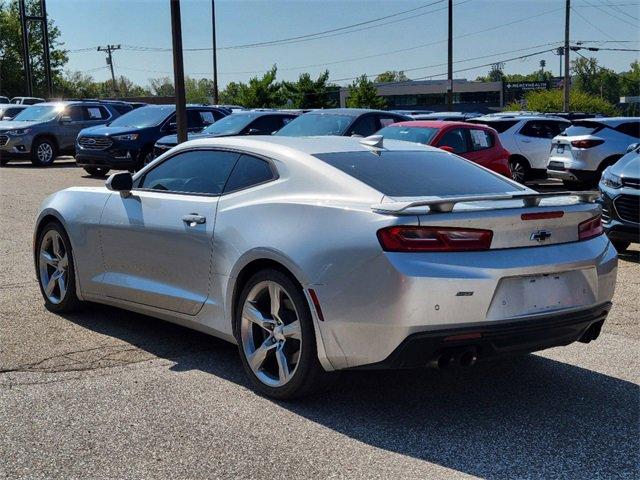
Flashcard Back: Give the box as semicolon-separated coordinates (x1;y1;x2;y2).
377;120;512;178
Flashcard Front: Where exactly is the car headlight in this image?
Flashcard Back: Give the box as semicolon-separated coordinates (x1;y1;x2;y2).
7;128;32;136
113;133;139;141
601;169;622;189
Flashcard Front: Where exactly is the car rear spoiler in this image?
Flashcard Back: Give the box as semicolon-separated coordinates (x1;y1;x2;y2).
372;191;600;214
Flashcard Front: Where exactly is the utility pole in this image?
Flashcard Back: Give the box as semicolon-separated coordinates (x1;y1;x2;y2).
97;44;121;96
18;0;33;96
211;0;219;104
447;0;453;109
170;0;188;144
40;0;53;98
563;0;570;112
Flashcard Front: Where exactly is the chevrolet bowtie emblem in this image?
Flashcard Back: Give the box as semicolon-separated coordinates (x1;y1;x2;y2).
530;230;552;242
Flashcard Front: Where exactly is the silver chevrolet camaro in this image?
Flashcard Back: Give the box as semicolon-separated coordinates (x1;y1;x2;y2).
34;135;617;399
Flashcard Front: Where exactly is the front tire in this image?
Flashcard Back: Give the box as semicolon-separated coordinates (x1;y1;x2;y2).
235;269;331;399
31;138;57;166
83;166;111;177
35;222;81;313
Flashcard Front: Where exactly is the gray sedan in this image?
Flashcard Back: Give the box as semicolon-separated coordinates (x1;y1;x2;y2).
34;136;617;399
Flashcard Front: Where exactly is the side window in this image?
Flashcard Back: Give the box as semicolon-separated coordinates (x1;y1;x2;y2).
438;128;469;154
199;110;216;126
520;121;556;139
551;121;569;137
615;122;640;138
66;106;84;122
223;154;276;193
468;128;494;151
140;150;239;195
186;110;204;130
84;106;109;120
282;116;295;125
349;116;377;137
246;116;282;134
378;115;400;128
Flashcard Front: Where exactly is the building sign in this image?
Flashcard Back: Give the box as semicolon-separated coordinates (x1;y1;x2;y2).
504;81;549;91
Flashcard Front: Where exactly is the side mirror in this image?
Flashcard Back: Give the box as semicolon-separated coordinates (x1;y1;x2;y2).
438;145;455;153
166;122;177;132
59;115;72;124
247;128;261;135
2;116;11;121
106;172;133;194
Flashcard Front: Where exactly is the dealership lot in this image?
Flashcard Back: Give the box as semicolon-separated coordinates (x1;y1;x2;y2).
1;160;638;479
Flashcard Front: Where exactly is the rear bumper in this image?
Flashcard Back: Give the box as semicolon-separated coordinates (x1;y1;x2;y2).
356;302;611;369
547;163;600;183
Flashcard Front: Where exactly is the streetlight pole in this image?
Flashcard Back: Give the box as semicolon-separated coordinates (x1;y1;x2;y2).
170;0;188;144
447;0;453;109
563;0;570;112
211;0;219;104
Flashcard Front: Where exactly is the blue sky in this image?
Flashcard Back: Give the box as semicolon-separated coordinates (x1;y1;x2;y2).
47;0;640;88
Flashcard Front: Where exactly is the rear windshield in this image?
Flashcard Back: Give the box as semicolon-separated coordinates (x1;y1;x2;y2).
468;119;518;133
377;126;439;145
314;150;520;197
560;121;607;136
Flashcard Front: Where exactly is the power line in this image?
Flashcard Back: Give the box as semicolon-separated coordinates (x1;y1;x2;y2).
578;0;638;27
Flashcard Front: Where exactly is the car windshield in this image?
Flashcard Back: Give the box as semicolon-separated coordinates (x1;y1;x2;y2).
377;126;439;145
276;114;353;136
201;114;254;135
314;150;521;197
12;105;61;122
560;121;607;136
109;105;174;128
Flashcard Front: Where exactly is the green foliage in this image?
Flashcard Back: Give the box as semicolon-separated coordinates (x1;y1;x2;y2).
374;70;408;83
476;68;554;83
218;66;284;108
281;70;338;109
619;60;640;98
571;56;620;104
346;75;387;109
0;0;68;98
506;89;618;116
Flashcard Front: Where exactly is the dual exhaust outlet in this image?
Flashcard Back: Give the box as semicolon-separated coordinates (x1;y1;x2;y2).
431;347;478;369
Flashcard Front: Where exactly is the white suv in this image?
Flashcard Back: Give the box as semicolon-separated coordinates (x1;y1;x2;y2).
547;118;640;187
469;115;570;183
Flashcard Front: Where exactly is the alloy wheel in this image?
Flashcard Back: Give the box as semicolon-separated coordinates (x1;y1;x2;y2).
509;160;526;183
37;142;54;164
38;230;69;304
240;280;302;387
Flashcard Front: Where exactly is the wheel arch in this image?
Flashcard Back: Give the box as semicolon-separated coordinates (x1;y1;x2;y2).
508;153;531;169
598;154;622;172
32;133;59;152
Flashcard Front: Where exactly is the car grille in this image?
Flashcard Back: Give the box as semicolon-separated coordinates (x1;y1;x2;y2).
614;195;640;224
78;136;112;150
622;177;639;189
0;135;8;146
548;161;565;171
601;203;611;224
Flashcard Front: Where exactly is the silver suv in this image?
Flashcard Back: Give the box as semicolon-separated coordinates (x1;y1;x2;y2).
547;117;640;186
0;101;121;166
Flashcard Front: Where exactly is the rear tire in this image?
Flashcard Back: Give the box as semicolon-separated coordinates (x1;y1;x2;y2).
30;138;57;167
509;157;529;184
611;240;630;253
234;269;333;400
83;166;111;177
35;221;81;313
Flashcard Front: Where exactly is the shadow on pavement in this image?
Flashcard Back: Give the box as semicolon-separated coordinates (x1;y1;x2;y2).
62;303;639;479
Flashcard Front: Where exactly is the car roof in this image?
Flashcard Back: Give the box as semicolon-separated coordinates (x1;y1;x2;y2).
172;134;437;156
471;114;568;122
228;111;299;118
576;117;638;126
36;100;110;107
390;120;486;129
305;108;404;117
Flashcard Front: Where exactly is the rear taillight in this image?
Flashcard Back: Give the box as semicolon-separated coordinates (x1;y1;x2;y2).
571;139;604;149
578;215;603;241
377;226;493;252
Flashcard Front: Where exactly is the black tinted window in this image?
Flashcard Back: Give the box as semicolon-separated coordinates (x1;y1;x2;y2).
224;155;275;192
615;122;640;138
67;106;83;121
438;128;468;154
349;116;378;137
247;115;283;134
141;150;239;195
314;150;519;197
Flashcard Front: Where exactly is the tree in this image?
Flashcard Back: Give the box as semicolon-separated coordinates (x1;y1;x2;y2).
506;89;618;116
217;66;283;108
571;56;620;104
148;76;175;97
219;81;243;105
346;75;387;109
374;70;408;84
0;0;68;98
281;70;338;109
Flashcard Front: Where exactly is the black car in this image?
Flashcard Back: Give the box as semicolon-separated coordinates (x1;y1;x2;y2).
75;104;227;176
409;111;482;121
153;111;298;158
275;108;409;137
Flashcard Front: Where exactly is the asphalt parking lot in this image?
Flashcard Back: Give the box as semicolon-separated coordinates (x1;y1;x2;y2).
1;159;638;479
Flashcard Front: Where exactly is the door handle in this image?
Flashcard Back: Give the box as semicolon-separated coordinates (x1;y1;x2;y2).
182;213;206;226
521;139;531;143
